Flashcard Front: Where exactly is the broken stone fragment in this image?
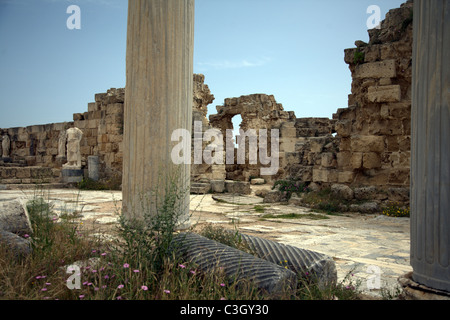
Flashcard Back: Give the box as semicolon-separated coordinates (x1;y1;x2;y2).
210;180;225;193
0;229;32;259
225;180;251;195
234;232;338;289
250;178;265;185
0;199;33;237
331;184;354;201
355;40;368;47
172;232;297;296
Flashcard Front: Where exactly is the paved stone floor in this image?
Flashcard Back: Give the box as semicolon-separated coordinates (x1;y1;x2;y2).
0;186;412;299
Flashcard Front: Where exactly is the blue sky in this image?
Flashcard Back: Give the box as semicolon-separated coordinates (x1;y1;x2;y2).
0;0;406;129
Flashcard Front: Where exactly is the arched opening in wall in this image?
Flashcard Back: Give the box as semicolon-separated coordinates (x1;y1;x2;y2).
231;114;243;147
226;114;245;181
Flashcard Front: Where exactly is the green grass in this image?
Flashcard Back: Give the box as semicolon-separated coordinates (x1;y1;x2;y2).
300;188;343;214
77;176;122;191
253;205;269;213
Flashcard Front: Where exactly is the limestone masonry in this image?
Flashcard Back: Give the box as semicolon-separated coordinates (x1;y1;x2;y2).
0;1;413;207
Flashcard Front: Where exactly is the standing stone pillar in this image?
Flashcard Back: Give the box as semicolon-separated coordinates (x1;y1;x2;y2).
88;156;100;182
122;0;194;229
410;0;450;292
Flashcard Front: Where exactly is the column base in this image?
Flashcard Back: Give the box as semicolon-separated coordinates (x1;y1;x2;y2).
61;167;84;183
398;272;450;300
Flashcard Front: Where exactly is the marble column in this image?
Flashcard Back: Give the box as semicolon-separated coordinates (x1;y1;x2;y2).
122;0;194;228
410;0;450;292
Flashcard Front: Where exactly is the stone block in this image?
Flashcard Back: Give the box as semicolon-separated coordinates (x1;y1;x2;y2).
95;93;106;102
87;137;97;147
389;102;411;119
309;138;326;153
106;103;124;115
321;152;336;168
353;186;377;200
388;168;410;185
61;168;84;183
337;171;355;184
80;146;91;155
354;60;397;79
363;44;381;62
285;152;300;166
363;152;382;169
368;85;401;103
15;168;31;179
287;194;303;206
390;151;410;167
90;110;103;120
74;120;86;129
379;77;392;86
351;135;385;153
331;184;354;200
337;151;351;170
398;136;410;152
88;102;98;112
339;137;351;152
380;104;390;118
349;201;380;213
210;180;225;193
335;120;352;137
280;138;297;153
87;120;99;129
351;152;363;169
380;43;396;60
313;169;337;183
225;180;251;195
263;190;284;203
250;178;265;185
387;187;409;202
1;179;22;184
109;134;123;143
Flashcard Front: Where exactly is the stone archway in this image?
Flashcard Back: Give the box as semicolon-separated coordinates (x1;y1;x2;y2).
209;94;296;182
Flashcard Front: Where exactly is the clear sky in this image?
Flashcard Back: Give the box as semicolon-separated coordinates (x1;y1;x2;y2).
0;0;406;129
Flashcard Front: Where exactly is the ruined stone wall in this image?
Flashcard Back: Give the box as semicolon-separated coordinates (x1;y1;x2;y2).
1;1;413;203
335;0;412;200
0;75;217;186
0;122;68;184
190;74;227;183
282;1;413;203
209;94;296;183
72;88;125;181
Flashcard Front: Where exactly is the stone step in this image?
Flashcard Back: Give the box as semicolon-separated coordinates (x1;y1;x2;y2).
0;183;69;190
0;161;26;167
190;182;211;194
0;166;61;185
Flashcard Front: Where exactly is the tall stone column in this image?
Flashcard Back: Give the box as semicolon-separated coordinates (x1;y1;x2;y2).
410;0;450;292
122;0;194;228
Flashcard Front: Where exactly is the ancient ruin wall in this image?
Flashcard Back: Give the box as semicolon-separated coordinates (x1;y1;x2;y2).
208;94;296;182
336;0;413;198
0;75;213;185
280;1;413;203
1;1;413;204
